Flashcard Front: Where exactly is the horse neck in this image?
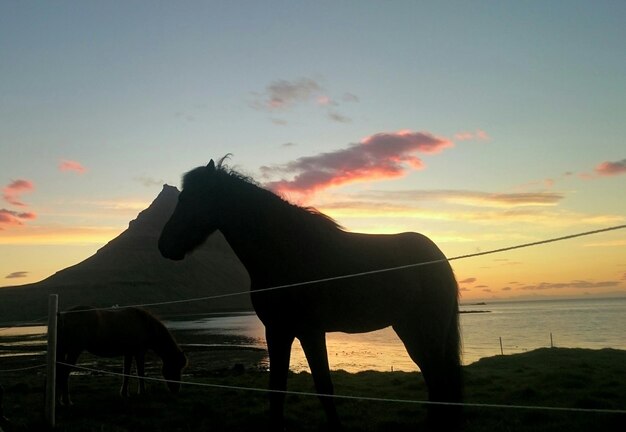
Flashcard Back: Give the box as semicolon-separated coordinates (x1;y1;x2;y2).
216;188;330;276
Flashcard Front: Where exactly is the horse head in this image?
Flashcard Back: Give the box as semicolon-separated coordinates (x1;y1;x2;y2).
159;159;222;260
162;349;188;394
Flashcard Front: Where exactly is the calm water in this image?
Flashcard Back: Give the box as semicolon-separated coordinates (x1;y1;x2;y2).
165;297;626;372
2;297;625;372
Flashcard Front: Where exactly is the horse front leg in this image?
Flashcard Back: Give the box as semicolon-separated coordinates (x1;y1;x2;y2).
120;354;132;397
265;327;294;431
57;350;80;406
299;332;341;430
135;352;146;395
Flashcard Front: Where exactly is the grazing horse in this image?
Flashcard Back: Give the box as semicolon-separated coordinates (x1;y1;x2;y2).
159;158;462;430
56;306;187;405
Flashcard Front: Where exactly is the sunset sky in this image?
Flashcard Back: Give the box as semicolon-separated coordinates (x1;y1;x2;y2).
1;1;625;300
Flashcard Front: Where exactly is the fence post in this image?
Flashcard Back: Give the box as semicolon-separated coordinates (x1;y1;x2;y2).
45;294;58;429
550;332;554;348
499;337;504;355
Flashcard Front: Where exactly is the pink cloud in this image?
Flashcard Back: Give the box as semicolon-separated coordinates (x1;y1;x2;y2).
0;208;36;228
59;159;87;174
454;129;490;142
317;95;336;106
2;179;35;206
262;130;454;197
594;159;626;177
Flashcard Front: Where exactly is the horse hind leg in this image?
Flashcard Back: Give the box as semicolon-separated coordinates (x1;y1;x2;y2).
299;332;341;430
120;354;133;397
393;320;463;429
135;353;146;395
57;350;81;406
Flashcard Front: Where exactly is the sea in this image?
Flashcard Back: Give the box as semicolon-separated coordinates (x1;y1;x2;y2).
2;297;625;372
164;296;626;372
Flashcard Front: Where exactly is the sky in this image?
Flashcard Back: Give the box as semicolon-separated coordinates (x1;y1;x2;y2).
1;1;625;301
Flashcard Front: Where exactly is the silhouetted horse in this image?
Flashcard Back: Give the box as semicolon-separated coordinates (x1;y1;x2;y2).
56;306;187;405
159;158;462;430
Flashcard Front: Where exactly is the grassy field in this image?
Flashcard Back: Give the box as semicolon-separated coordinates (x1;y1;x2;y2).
1;343;624;431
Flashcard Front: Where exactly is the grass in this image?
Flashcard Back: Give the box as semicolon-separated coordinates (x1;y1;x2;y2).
1;347;624;431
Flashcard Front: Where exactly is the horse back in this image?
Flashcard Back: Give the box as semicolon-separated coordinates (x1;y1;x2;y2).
58;306;155;357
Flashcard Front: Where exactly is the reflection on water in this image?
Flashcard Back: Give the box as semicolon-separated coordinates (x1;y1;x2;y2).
166;313;417;373
0;326;47;360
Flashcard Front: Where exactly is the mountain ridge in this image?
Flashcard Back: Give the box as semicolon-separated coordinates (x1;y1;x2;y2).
0;185;252;323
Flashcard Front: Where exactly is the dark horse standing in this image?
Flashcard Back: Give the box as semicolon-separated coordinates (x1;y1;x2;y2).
56;306;187;405
159;158;462;430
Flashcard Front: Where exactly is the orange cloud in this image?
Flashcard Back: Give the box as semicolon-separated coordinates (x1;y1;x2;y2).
262;130;453;197
59;159;87;174
518;280;621;291
459;277;477;284
0;209;36;228
2;179;35;207
594;159;626;176
354;189;564;208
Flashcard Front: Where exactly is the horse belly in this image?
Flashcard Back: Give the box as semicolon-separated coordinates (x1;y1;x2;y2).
296;273;417;334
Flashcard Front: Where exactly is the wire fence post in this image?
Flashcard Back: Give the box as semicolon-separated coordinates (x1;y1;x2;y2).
45;294;58;429
499;337;504;355
550;332;554;348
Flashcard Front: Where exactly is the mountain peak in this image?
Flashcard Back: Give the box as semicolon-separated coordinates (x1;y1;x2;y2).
127;184;180;234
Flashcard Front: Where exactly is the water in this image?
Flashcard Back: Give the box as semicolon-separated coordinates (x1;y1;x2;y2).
165;297;626;372
2;297;625;372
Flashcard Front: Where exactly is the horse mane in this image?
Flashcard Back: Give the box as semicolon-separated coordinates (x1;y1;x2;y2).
183;156;344;233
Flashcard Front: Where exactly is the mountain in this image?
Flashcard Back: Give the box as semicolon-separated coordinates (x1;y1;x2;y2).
0;185;252;323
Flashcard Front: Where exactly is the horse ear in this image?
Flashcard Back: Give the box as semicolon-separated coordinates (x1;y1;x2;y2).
207;159;215;171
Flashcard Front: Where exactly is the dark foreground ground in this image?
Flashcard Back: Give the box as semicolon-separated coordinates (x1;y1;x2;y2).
0;332;624;431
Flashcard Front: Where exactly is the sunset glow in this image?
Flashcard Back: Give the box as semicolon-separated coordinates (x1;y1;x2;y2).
1;2;624;301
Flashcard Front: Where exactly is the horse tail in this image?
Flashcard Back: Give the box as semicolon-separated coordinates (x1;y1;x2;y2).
445;276;463;404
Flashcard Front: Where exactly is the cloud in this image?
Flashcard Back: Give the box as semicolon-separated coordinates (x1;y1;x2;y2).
5;271;28;279
317;198;624;229
2;179;35;206
0;208;36;228
342;92;359;103
251;78;358;124
317;95;336;106
59;159;87;174
0;224;124;245
134;176;164;188
262;130;453;197
328;111;352;123
594;159;626;177
454;129;490;142
459;277;477;284
271;118;288;126
252;78;322;111
518;280;621;291
355;189;564;208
